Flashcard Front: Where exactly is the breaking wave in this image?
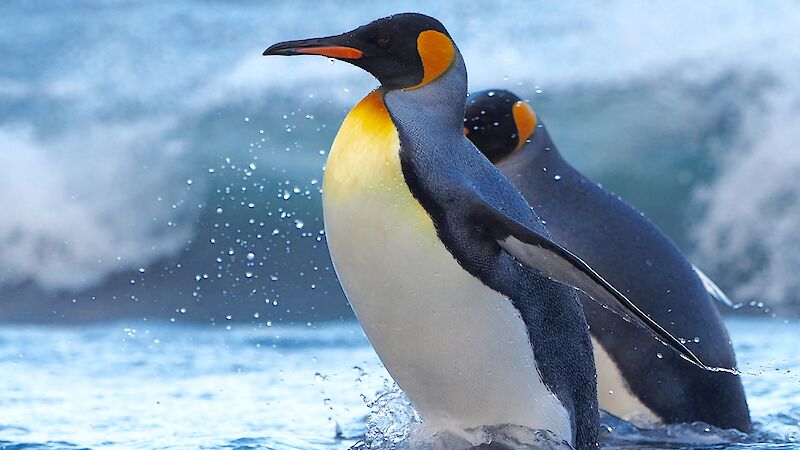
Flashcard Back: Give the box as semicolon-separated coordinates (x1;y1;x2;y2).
2;0;800;317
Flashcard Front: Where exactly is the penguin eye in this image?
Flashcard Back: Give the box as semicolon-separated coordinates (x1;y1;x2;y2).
375;36;391;49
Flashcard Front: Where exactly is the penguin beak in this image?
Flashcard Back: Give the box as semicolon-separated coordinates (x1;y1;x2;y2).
263;36;363;60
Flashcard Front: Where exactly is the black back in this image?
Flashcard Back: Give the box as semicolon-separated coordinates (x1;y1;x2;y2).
488;114;751;431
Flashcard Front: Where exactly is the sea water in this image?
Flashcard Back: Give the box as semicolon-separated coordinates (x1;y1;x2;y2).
1;317;797;449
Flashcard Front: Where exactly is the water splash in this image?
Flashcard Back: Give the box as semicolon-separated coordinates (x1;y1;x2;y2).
354;382;798;450
353;383;570;450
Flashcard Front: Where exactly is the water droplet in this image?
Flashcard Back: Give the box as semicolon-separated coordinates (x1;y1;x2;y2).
314;372;329;384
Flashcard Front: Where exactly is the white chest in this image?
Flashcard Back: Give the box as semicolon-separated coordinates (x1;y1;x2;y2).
323;186;571;441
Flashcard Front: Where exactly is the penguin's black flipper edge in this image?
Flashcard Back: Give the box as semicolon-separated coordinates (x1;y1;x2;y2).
692;265;737;308
470;198;714;371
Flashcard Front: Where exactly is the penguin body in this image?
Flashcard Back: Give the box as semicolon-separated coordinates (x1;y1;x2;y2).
464;89;751;431
324;89;577;439
265;15;716;448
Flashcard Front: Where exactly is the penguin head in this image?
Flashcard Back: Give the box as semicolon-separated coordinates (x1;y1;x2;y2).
263;13;456;91
464;89;538;163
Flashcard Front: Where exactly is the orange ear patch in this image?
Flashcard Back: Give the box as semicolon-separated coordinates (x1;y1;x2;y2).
512;101;537;150
405;30;455;90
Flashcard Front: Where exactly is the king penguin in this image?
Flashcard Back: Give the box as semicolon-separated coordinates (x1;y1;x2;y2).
464;89;751;431
264;14;715;448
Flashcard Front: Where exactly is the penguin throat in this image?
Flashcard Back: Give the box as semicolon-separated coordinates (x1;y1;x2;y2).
385;51;468;136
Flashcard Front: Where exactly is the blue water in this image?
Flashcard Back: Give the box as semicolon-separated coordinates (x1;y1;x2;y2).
1;318;797;449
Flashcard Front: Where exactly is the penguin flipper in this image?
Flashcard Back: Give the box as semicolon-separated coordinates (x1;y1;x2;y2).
692;265;738;309
471;198;712;371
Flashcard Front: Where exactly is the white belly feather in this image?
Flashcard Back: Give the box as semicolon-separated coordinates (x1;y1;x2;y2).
324;190;571;440
592;337;660;424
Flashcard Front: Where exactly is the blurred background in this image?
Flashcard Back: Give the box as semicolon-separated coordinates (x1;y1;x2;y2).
2;0;799;324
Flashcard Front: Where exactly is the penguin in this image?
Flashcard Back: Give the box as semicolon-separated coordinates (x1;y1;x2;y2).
463;89;751;431
264;14;714;448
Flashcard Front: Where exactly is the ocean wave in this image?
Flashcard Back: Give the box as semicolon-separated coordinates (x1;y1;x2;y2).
2;0;800;316
693;86;800;312
0;123;196;291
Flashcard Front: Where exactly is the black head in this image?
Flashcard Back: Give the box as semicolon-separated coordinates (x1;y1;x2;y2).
264;13;456;91
464;89;538;163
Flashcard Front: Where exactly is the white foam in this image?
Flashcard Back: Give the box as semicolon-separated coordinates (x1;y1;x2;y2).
693;87;800;310
0;123;196;290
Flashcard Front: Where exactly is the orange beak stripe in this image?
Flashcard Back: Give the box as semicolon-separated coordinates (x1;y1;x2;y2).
295;46;363;59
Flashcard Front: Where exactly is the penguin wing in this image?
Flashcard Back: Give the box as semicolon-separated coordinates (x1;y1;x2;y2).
470;198;713;371
692;265;737;308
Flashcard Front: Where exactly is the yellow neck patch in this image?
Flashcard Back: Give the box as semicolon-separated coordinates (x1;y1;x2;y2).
404;30;455;90
323;90;434;236
512;100;538;150
324;91;399;202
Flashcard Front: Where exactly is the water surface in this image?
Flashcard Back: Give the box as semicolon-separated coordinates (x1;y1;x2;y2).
1;317;797;449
